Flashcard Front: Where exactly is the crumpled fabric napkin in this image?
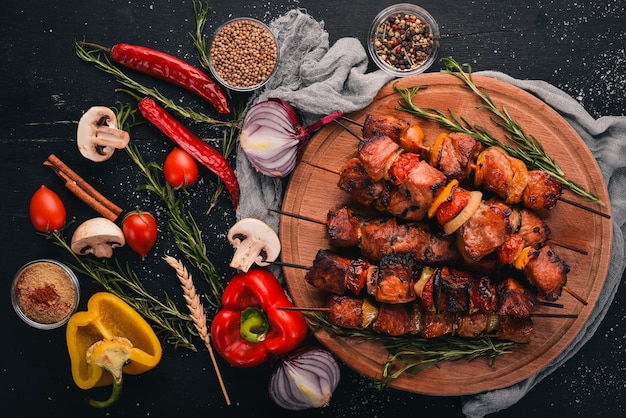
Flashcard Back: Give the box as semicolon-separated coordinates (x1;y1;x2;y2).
461;71;626;417
233;8;626;418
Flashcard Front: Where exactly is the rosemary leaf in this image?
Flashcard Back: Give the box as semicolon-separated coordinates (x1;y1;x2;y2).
394;57;603;205
308;313;515;390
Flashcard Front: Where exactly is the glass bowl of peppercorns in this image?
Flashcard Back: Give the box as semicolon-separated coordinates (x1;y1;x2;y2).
368;4;440;77
208;17;279;92
11;259;80;330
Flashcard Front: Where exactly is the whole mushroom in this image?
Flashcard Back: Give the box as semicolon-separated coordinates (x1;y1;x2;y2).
71;217;126;258
227;218;281;272
77;106;130;162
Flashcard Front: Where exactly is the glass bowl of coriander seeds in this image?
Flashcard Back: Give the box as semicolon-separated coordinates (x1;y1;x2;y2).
11;259;80;330
368;4;440;77
208;17;279;92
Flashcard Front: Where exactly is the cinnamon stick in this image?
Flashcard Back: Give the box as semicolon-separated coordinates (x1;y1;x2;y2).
44;154;124;222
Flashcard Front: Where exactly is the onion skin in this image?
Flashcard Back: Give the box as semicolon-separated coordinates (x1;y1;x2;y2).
240;99;343;178
269;347;341;410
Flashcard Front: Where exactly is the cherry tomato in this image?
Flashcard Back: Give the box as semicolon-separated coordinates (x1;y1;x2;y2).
435;189;471;226
29;185;67;232
122;210;158;258
164;147;199;187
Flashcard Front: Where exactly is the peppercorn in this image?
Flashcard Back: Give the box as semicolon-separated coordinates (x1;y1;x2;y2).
209;18;278;90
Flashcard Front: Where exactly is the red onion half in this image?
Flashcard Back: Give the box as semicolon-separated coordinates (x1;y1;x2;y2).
239;99;343;177
269;346;341;410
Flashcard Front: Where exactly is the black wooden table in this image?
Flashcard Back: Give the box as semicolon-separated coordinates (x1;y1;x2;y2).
2;1;625;417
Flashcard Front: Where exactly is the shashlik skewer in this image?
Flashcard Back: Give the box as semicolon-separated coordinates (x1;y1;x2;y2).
303;249;539;319
328;294;535;343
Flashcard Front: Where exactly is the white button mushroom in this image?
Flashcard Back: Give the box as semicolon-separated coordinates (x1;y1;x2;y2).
71;217;126;258
227;218;281;272
77;106;130;162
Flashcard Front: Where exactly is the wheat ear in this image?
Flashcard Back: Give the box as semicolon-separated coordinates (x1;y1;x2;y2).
163;256;231;405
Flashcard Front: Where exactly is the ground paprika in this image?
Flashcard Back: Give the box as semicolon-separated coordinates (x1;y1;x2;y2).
211;269;308;368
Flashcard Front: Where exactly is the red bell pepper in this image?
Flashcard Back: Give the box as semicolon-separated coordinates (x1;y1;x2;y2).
211;269;308;368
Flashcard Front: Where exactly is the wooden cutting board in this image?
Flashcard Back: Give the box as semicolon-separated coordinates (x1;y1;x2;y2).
279;73;612;395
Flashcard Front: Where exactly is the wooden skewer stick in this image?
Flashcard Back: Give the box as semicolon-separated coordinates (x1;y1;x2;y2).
269;208;324;225
563;286;588;306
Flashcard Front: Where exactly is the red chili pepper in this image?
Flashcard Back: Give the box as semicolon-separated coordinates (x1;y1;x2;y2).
110;43;230;114
138;97;240;208
210;269;308;368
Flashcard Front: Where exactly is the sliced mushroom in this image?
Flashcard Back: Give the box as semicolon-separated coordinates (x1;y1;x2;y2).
77;106;130;162
71;217;126;258
227;218;281;272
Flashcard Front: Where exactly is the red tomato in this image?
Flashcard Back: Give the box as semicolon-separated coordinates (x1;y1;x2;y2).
122;210;158;258
164;147;199;187
435;189;471;226
29;185;67;232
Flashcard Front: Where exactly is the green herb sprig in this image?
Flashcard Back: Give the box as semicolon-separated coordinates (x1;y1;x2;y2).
308;313;515;389
394;56;603;205
47;230;197;350
114;103;224;307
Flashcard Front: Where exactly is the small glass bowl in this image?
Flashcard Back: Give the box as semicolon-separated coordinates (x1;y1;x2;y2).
368;4;440;77
11;259;80;330
208;17;279;92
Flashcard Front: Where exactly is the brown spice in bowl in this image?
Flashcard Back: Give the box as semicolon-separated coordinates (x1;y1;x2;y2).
15;261;78;324
209;18;278;90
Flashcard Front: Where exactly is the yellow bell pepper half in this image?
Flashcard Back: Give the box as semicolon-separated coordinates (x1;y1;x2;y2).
66;292;162;407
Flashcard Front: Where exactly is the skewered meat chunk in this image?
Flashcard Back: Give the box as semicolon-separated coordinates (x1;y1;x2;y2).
455;313;491;339
370;253;418;304
328;295;366;329
358;217;461;265
434;132;483;181
326;205;365;247
304;249;373;295
372;302;421;336
401;160;447;220
362;113;424;153
496;277;537;318
522;170;563;211
457;200;511;262
440;267;473;313
523;245;570;301
474;146;529;204
469;275;498;314
517;208;551;247
338;158;386;207
358;134;401;181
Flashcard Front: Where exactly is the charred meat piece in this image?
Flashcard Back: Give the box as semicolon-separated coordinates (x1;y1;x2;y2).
402;160;447;220
440;267;473;313
326;206;365;248
435;132;483;181
387;152;421;185
496;277;537;318
304;249;372;296
371;253;418;304
517;208;551;247
362;113;424;153
524;245;570;301
455;312;490;339
358;217;461;265
328;295;365;329
372;302;421;336
457;200;511;262
522;170;563;211
358;134;401;181
338;158;386;207
421;311;455;338
474;146;529;204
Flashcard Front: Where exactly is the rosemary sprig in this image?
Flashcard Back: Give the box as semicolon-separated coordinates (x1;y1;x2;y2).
47;230;197;350
394;57;603;205
190;0;213;73
308;313;515;390
113;103;224;307
74;40;235;128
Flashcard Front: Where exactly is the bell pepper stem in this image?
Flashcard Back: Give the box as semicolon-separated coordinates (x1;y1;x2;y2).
87;378;124;408
240;307;269;343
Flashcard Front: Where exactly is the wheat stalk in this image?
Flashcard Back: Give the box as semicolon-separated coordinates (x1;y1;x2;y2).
163;256;231;405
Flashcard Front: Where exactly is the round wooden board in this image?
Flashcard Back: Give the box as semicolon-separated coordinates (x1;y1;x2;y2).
279;73;612;396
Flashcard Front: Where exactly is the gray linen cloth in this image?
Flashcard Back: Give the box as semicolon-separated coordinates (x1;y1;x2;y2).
234;9;626;417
